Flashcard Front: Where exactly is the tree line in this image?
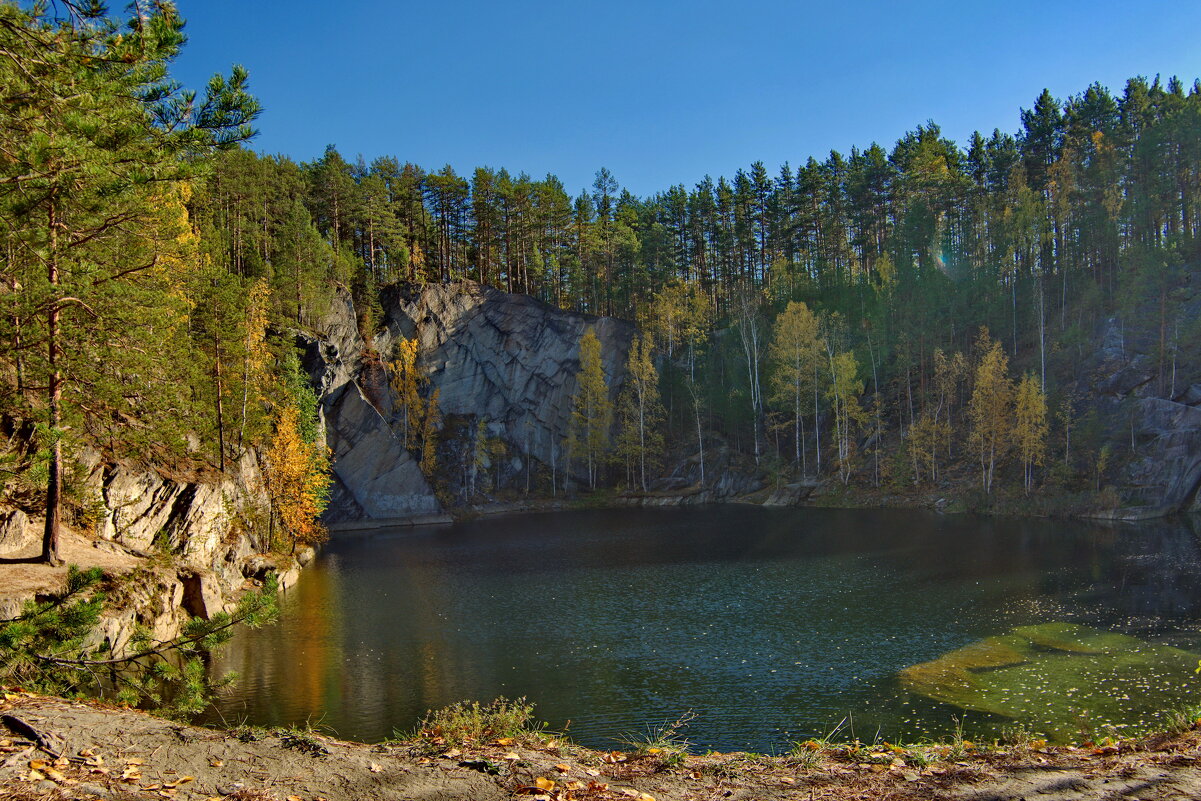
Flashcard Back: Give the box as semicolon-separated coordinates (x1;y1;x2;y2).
0;1;329;564
5;0;1199;537
191;71;1201;503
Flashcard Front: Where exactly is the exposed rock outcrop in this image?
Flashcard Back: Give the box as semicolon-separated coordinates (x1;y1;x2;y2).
378;282;635;471
0;507;37;557
1086;304;1201;517
0;445;302;657
306;282;636;522
302;290;442;524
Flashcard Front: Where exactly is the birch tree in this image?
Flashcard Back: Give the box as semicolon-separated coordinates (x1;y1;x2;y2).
769;301;822;474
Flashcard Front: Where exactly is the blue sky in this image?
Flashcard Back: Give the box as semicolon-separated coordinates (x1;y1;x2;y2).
173;1;1201;197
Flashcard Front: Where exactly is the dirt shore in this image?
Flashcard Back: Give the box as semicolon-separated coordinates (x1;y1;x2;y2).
1;692;1200;801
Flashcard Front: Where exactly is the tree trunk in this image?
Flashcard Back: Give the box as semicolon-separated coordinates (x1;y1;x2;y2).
43;200;63;566
214;330;226;473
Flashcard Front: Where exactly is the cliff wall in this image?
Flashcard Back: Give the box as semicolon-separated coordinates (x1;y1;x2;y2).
308;281;635;522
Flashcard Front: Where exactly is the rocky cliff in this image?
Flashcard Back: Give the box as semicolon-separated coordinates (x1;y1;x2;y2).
307;282;636;523
1086;306;1201;517
0;446;302;649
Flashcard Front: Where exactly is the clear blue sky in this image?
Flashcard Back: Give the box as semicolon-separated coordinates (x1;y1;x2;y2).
173;0;1201;198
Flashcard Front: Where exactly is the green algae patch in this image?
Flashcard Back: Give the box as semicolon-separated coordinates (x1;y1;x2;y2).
1014;622;1142;654
899;623;1201;741
899;635;1031;718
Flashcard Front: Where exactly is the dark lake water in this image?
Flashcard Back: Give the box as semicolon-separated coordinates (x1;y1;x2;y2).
207;507;1201;752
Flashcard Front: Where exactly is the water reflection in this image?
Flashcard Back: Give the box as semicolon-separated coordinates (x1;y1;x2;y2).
207;508;1201;751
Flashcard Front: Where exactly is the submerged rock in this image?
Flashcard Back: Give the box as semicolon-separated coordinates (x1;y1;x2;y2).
899;622;1201;740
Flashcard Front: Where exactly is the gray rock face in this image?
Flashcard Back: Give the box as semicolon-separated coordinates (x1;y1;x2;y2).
86;449;268;578
1088;310;1201;515
307;282;635;521
378;282;635;471
303;289;440;523
1126;398;1201;513
321;382;440;520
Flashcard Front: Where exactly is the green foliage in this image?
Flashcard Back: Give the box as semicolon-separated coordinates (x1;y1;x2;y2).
280;348;322;446
405;697;547;748
0;566;278;719
570;329;613;489
4;1;1198;517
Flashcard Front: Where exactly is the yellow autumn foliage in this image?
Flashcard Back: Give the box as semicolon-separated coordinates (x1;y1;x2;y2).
265;404;330;550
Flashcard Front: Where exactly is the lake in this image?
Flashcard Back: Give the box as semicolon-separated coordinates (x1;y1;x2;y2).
207;507;1201;752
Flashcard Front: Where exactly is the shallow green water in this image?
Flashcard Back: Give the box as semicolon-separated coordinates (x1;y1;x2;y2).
207;507;1201;752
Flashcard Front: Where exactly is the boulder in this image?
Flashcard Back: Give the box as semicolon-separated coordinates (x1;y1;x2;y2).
0;507;38;557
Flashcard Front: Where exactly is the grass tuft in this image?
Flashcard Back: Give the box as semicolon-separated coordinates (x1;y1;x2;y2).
402;696;547;748
618;710;696;768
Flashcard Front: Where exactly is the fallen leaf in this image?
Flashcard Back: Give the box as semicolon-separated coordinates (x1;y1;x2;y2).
369;762;382;773
417;757;432;766
554;763;570;772
494;737;514;746
503;752;520;761
587;781;609;792
43;767;66;782
585;768;600;777
28;760;47;770
287;796;303;801
534;776;556;791
646;747;662;755
564;780;584;790
442;748;463;759
27;769;45;781
901;770;920;782
125;758;145;765
209;758;224;767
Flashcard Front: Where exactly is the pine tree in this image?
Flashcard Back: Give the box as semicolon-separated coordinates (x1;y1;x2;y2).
0;1;259;564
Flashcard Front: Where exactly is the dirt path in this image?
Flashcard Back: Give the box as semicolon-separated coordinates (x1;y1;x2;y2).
2;693;1200;801
0;532;142;607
